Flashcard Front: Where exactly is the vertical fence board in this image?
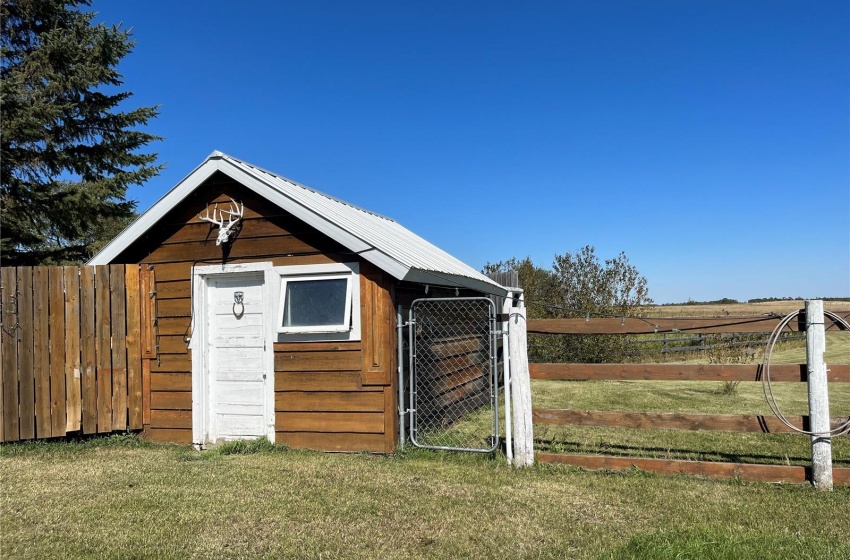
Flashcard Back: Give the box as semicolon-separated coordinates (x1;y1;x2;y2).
125;265;143;429
32;268;51;438
16;268;35;440
95;266;112;432
0;270;4;442
64;267;81;432
48;267;66;437
2;265;149;441
80;266;97;434
110;265;128;431
1;267;19;441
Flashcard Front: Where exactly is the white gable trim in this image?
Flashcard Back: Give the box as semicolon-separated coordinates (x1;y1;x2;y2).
88;152;507;296
87;156;411;280
88;158;221;265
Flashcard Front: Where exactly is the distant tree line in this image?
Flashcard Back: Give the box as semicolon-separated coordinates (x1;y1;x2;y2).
662;296;850;306
484;245;652;363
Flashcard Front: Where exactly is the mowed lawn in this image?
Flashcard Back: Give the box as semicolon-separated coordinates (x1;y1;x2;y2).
1;439;849;560
2;313;847;559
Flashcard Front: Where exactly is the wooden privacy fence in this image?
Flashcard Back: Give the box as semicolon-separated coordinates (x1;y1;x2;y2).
0;265;154;443
527;313;850;484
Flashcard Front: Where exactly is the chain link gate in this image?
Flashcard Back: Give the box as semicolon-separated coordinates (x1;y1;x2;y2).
406;297;499;452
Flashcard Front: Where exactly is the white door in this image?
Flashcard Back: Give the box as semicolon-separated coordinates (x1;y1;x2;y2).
207;273;269;442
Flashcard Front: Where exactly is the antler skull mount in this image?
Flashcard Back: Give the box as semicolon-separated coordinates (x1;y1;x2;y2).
198;198;244;245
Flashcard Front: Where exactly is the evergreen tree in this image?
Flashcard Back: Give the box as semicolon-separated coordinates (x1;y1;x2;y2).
1;0;161;265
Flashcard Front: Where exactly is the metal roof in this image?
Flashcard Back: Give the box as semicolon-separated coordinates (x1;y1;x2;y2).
89;151;507;296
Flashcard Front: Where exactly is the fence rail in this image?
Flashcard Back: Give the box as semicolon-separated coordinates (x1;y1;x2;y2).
530;363;850;382
526;312;850;484
527;313;850;335
0;265;151;443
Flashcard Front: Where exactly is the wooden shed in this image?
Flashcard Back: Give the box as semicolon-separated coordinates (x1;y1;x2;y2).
89;151;507;452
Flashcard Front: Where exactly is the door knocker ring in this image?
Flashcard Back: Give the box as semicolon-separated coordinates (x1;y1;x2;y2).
233;291;245;318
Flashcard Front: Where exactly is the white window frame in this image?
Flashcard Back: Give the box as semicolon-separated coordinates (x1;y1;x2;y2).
274;262;360;341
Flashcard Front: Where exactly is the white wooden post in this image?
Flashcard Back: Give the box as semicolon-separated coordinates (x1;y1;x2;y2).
806;299;832;490
501;294;514;465
508;292;534;467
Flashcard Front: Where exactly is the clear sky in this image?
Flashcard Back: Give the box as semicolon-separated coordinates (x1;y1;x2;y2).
89;0;849;304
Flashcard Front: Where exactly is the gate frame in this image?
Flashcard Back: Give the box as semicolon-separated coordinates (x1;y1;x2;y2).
406;296;500;453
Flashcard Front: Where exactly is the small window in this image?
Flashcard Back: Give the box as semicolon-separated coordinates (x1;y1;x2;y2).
276;263;359;337
280;276;351;332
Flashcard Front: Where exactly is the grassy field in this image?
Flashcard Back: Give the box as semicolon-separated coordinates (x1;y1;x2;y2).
2;301;847;559
642;300;850;317
1;437;849;560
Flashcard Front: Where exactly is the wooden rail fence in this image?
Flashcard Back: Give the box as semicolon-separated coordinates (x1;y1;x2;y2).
527;312;850;484
0;265;154;443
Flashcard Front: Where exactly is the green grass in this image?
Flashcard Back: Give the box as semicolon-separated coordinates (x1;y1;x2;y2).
529;329;850;466
1;438;848;559
768;331;850;365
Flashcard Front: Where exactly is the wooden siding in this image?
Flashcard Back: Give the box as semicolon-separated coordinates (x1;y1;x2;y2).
113;173;398;452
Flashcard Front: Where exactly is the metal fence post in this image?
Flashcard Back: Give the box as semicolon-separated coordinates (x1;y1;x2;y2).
806;299;832;490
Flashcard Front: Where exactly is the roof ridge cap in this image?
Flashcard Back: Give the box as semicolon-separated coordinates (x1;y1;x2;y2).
220;153;397;223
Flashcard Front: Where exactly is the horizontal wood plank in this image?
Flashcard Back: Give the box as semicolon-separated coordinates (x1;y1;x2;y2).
274;341;361;353
144;255;344;283
144;263;189;282
152;280;190;300
275;371;363;391
276;431;388;453
275;412;384;433
155;299;190;318
276;391;384;412
159;218;312;245
150;354;191;373
151;391;192;410
429;353;487;377
150;372;193;391
536;453;815;484
158;335;189;354
143;427;193;444
527;312;850;335
532;409;850;433
143;235;328;264
530;363;850;382
275;350;361;372
150;409;192;429
156;317;192;337
425;335;484;359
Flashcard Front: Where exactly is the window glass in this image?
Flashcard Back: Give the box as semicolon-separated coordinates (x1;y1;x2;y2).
282;278;348;328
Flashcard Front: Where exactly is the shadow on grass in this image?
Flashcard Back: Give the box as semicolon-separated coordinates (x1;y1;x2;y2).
0;432;152;457
534;437;820;466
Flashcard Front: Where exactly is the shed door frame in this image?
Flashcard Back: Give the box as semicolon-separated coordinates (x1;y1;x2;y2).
190;262;277;445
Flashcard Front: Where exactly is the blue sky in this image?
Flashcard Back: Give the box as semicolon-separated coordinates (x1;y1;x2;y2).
90;1;849;304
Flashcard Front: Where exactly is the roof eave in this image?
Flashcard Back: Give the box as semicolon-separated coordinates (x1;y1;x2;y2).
401;269;508;297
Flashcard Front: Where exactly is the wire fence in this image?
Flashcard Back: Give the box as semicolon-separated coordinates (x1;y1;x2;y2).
409;297;498;452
